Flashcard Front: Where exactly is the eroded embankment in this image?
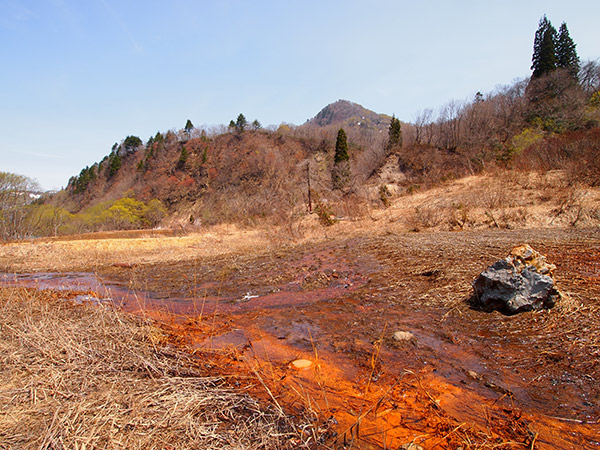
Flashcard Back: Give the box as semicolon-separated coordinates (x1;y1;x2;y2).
2;228;599;449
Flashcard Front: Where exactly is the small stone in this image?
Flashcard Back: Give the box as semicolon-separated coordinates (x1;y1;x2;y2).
511;244;534;260
393;331;416;342
467;370;482;380
401;443;424;450
290;359;313;370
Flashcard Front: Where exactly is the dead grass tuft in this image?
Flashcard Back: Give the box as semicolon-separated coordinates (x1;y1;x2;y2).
0;287;308;449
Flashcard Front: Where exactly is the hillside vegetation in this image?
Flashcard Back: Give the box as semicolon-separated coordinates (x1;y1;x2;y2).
1;15;599;240
54;69;600;235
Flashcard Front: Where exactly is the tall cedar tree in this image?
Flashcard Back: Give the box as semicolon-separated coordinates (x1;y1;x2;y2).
332;128;350;190
184;119;194;135
387;115;402;151
531;15;557;78
556;22;580;78
334;128;349;163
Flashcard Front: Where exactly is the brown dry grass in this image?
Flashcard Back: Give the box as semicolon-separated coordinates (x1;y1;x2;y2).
0;287;310;449
372;170;600;231
0;224;275;273
2;170;599;274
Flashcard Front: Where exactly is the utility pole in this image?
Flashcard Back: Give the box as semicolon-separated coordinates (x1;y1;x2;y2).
306;161;312;212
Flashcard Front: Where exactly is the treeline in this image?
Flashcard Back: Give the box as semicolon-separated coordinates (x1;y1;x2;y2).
386;16;599;185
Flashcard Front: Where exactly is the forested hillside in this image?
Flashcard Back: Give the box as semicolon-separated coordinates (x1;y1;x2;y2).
1;15;599;240
64;128;328;227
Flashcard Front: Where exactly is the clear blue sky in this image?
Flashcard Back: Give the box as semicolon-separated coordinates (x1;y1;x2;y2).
1;0;599;190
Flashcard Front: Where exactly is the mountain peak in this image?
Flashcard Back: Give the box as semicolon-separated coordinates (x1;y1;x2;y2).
306;99;391;130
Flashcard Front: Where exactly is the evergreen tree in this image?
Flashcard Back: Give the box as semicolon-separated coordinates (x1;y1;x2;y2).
108;153;122;178
332;128;350;190
122;135;142;152
531;15;557;78
74;166;96;194
235;113;247;131
177;146;189;170
556;22;580;78
537;28;558;77
185;119;194;133
386;115;402;151
334;128;349;163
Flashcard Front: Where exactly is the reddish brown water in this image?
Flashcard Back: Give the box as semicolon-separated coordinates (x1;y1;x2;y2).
3;230;599;449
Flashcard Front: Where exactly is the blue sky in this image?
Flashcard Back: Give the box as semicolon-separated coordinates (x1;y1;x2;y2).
1;0;599;190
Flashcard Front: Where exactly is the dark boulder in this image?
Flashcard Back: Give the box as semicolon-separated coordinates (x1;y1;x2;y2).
472;244;561;314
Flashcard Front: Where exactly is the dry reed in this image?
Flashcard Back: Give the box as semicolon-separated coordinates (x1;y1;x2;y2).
0;287;307;449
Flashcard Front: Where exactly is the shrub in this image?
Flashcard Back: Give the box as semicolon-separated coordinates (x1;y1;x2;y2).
314;202;337;226
379;184;392;207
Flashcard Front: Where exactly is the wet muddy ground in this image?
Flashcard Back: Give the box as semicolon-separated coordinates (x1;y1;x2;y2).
3;228;599;449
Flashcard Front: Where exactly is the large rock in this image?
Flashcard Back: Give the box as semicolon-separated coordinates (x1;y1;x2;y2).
472;244;561;314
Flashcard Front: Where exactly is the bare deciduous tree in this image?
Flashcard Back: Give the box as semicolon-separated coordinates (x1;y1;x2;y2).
579;59;600;94
0;172;41;240
437;100;465;151
413;108;434;145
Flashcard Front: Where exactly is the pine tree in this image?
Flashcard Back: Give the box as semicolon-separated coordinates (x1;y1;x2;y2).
184;119;194;137
556;22;580;78
386;115;402;151
332;128;350;190
122;135;142;153
229;114;248;132
74;166;96;194
177;146;189;170
531;15;557;78
539;28;558;75
108;153;122;178
334;128;349;163
235;113;247;131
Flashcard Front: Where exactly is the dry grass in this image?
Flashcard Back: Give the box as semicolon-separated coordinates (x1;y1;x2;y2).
0;224;275;273
3;170;600;274
375;170;600;231
0;287;309;449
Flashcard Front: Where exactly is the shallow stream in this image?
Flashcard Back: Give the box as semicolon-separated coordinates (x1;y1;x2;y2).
2;233;599;449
